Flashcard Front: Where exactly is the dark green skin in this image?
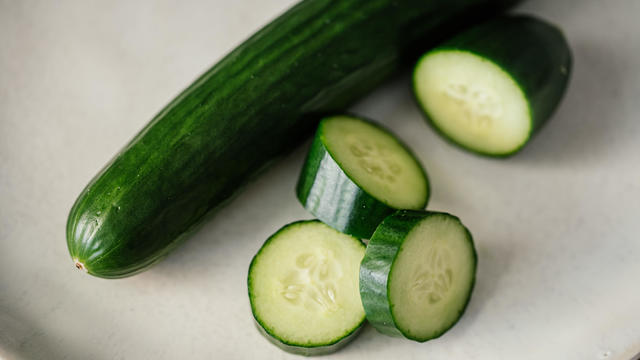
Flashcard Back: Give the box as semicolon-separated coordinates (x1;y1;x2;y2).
296;116;429;239
67;0;521;278
413;15;573;157
359;210;477;342
248;220;366;356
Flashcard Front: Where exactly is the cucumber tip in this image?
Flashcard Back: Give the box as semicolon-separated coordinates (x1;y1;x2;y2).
74;260;88;273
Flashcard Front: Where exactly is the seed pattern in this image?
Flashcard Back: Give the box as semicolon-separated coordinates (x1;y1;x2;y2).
410;246;454;305
443;82;502;131
280;249;343;313
348;137;402;184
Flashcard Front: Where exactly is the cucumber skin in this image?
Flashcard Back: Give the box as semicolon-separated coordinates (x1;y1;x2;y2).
359;210;477;342
413;15;572;157
254;320;363;356
296;116;429;239
248;220;366;356
67;0;521;278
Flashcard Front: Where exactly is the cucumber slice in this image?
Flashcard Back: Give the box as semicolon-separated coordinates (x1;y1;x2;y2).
413;15;572;156
248;220;366;355
360;210;476;342
297;115;429;239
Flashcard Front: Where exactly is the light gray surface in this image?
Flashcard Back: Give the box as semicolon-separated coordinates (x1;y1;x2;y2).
1;0;639;359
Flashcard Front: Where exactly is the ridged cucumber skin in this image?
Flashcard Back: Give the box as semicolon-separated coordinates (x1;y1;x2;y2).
248;220;366;356
359;210;477;342
413;15;572;157
296;116;429;239
67;0;521;278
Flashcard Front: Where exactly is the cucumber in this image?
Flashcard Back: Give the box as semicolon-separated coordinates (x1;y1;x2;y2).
359;210;476;342
413;15;572;156
296;115;429;239
67;0;521;278
248;220;366;355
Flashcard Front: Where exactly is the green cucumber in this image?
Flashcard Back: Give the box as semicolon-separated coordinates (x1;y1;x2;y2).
413;15;572;156
360;210;476;342
248;220;366;355
296;115;429;239
67;0;521;278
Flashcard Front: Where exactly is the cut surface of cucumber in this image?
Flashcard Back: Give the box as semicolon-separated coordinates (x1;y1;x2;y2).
360;211;476;342
248;220;365;355
413;15;572;156
414;50;530;155
296;115;429;239
390;213;476;340
322;116;428;209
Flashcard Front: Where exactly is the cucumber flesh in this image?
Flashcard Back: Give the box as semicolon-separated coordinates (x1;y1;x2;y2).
322;116;428;209
248;220;365;355
359;211;476;342
414;50;530;155
389;213;476;340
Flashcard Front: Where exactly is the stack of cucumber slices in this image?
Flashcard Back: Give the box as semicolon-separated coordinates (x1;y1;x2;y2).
248;14;571;356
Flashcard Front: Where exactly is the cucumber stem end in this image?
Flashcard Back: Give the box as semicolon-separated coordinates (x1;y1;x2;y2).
74;260;87;273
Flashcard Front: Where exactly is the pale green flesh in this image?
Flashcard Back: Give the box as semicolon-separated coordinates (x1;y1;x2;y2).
321;116;427;209
250;222;365;346
414;50;530;154
389;215;475;339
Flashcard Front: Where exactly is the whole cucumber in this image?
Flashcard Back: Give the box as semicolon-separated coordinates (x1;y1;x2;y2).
67;0;519;278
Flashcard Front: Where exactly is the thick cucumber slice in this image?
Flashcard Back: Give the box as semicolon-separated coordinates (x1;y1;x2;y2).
360;211;476;342
413;15;572;156
297;115;429;239
248;220;366;355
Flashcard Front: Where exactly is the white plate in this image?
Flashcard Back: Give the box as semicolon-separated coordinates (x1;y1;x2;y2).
1;0;639;359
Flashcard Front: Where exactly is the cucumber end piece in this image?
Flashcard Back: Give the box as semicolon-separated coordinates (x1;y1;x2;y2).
413;50;531;157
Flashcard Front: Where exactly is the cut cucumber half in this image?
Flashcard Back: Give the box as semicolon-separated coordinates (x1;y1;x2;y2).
297;115;429;239
248;220;366;355
413;15;572;156
360;210;476;342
